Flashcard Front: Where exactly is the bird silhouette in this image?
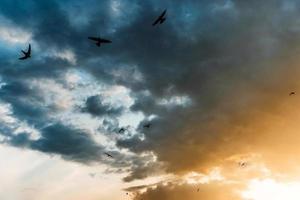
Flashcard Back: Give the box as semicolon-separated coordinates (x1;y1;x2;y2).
152;9;167;26
238;161;247;167
104;152;113;158
19;44;31;60
118;128;126;133
88;36;112;46
289;92;296;96
143;123;151;128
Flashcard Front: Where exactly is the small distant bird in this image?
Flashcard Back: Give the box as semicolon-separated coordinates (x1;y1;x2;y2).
152;9;167;26
238;161;247;167
104;152;113;158
88;36;112;47
143;123;151;128
19;44;31;60
118;128;126;133
289;92;296;96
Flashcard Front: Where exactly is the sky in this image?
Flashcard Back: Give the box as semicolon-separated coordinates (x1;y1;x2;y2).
2;0;300;199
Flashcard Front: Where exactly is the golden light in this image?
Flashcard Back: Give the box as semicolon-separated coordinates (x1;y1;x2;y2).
242;179;300;200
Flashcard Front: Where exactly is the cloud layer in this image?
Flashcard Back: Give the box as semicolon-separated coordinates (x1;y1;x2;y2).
1;1;300;189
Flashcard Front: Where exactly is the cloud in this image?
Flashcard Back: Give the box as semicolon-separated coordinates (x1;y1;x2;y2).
7;123;104;163
1;0;300;184
132;181;243;200
81;95;124;117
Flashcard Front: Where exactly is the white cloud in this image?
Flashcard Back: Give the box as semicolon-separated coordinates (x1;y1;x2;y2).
0;16;32;45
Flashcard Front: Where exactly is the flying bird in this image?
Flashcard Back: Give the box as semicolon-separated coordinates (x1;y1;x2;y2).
143;123;151;129
19;44;31;60
152;9;167;26
289;92;296;96
118;128;126;133
238;161;247;168
104;152;113;158
88;36;112;47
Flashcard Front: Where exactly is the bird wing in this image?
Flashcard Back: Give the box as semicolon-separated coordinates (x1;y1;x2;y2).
152;18;160;26
88;37;99;41
105;153;113;157
19;56;27;60
159;9;167;19
100;38;112;43
28;44;31;54
152;10;167;26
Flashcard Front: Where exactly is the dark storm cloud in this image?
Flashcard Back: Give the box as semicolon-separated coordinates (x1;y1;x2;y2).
8;123;104;163
81;95;123;117
1;0;300;182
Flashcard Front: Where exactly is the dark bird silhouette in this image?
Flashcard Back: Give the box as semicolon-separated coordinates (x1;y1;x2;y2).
19;44;31;60
289;92;296;96
118;128;126;133
88;36;112;46
238;161;247;167
152;9;167;26
104;152;113;158
143;123;151;129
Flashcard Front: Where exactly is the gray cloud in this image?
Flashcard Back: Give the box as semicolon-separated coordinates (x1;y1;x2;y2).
8;123;104;163
81;95;123;117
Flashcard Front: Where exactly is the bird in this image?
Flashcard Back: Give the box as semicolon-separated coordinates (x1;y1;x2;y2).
238;161;247;167
118;128;126;133
19;44;31;60
104;152;113;158
88;36;112;47
289;92;296;96
152;9;167;26
143;123;151;128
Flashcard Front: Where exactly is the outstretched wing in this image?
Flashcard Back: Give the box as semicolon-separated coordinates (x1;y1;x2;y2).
19;56;27;60
159;9;167;19
152;9;167;26
104;152;113;158
88;37;99;41
100;38;112;43
28;44;31;54
152;18;160;26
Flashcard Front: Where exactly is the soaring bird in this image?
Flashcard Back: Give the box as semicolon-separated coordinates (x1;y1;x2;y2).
104;152;113;158
289;92;296;96
88;36;112;46
19;44;31;60
118;128;126;133
152;9;167;26
143;123;151;129
238;161;247;167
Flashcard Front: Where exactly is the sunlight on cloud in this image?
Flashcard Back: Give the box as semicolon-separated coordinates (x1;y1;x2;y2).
242;179;300;200
184;168;224;185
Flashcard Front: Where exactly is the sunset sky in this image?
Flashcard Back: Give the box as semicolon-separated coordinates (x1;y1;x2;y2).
2;0;300;199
